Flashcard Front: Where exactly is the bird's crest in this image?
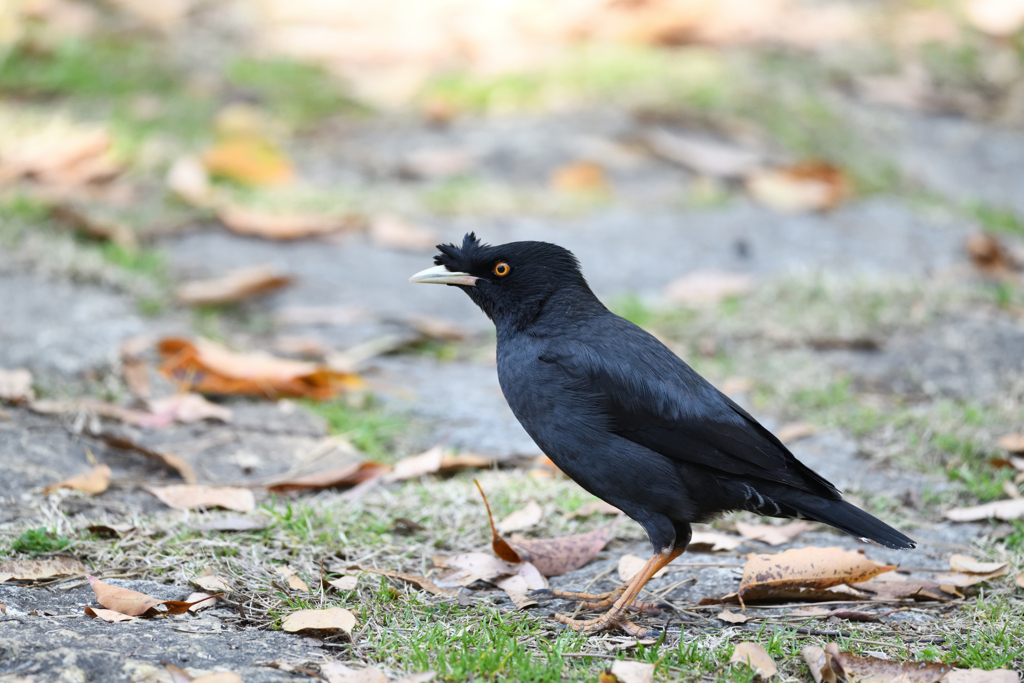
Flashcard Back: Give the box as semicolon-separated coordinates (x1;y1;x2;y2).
434;232;490;272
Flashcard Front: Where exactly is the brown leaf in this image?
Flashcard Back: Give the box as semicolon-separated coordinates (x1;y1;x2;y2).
122;359;151;399
828;643;953;683
86;574;218;617
966;233;1019;275
729;642;777;678
946;499;1024;522
475;480;525;563
998;433;1024;454
175;266;293;306
281;606;356;635
347;565;458;597
147;485;256;512
387;446;445;482
567;500;622;518
608;661;654;683
965;0;1024;37
146;393;233;426
276;566;310;591
710;584;868;606
87;523;136;538
718;608;748;624
737;547;896;604
775;422;817;443
202;138;293;186
509;521;617;577
267;462;389;493
689;531;743;552
42;464;111;495
192;574;233;593
854;578;962;602
948;554;1008;575
0;367;34;403
932;569;1009;587
735;521;810;547
550;161;607;192
217;205;360;240
158;337;362;400
0;557;86;583
746;161;850;213
1016;572;1024;589
801;646;836;683
618;554;669;582
369;215;439;251
184;592;217;612
320;663;386;683
664;271;754;307
644;128;762;178
328;575;359;591
433;552;519;587
84;605;134;622
497;500;543;534
495;562;548;608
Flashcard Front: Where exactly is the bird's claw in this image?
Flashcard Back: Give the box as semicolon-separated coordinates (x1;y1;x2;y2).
554;612;660;639
537;587;663;615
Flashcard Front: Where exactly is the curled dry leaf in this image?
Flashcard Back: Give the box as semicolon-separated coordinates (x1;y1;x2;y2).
718;608;748;624
42;464;111;495
0;557;86;583
735;521;810;547
0;367;34;403
370;215;439;251
267;461;389;493
347;565;457;597
664;271;754;307
276;566;310;591
281;606;356;635
86;575;218;616
84;605;134;622
567;500;622;518
320;663;386;683
175;266;293;306
801;646;834;683
998;433;1024;454
729;642;777;678
618;554;669;583
497;500;543;534
608;660;655;683
946;498;1024;522
746;161;850;213
550;161;607;192
737;546;896;605
147;485;256;512
158;337;362;400
217;205;360;240
689;531;743;552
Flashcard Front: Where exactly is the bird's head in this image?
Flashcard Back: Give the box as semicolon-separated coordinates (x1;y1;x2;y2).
409;233;593;328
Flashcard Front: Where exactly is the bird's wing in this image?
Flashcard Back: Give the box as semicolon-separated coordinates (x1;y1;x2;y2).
543;321;840;498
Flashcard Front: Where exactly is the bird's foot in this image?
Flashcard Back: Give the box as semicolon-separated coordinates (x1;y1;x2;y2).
530;587;665;616
554;611;660;639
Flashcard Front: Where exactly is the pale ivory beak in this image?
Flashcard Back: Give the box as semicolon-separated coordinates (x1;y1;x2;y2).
408;264;478;287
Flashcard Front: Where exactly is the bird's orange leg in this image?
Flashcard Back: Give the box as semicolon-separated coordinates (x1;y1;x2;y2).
538;585;665;615
554;546;683;637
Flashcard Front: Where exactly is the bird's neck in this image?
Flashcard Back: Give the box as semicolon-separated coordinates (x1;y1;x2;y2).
494;285;606;338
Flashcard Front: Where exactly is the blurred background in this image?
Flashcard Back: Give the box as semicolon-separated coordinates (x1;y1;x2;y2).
2;0;1024;504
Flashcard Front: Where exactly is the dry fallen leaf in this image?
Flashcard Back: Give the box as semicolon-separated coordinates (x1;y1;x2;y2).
387;445;445;482
801;646;835;683
718;608;748;624
281;606;356;635
948;554;1008;574
853;577;962;602
329;575;359;591
550;161;607;192
966;233;1020;275
347;565;458;597
735;521;810;547
84;605;135;622
320;663;386;683
933;555;1009;586
158;337;362;400
166;155;212;207
824;642;953;683
946;499;1024;522
998;433;1024;453
184;592;218;612
618;554;670;582
202;137;293;186
192;574;233;593
175;266;293;306
746;161;850;213
737;546;896;605
268;462;389;493
508;523;617;577
1016;572;1024;589
664;271;754;307
217;205;360;240
495;562;548;608
369;215;439;251
607;661;654;683
86;575;216;616
965;0;1024;36
0;367;34;403
42;464;111;495
276;566;310;591
689;530;744;552
0;557;86;583
729;642;777;678
145;393;233;426
567;500;622;518
497;500;543;534
147;485;256;512
775;422;817;443
644;128;762;178
433;552;520;587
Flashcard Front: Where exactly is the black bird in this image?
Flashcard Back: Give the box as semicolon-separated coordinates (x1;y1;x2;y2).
410;233;915;636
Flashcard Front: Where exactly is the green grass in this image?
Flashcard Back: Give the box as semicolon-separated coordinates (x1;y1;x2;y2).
6;527;71;557
303;398;407;460
969;202;1024;237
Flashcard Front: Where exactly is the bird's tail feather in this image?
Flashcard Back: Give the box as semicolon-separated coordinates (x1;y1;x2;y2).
789;497;916;550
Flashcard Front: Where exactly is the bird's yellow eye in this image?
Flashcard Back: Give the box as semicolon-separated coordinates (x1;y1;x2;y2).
493;262;510;277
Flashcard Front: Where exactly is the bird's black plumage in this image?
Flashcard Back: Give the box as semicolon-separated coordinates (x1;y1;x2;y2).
425;233;915;559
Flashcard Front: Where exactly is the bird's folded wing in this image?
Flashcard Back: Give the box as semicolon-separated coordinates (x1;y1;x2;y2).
545;337;840;498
